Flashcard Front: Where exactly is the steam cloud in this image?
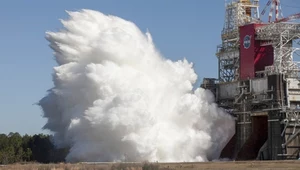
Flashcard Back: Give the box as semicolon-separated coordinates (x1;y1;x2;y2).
39;9;235;162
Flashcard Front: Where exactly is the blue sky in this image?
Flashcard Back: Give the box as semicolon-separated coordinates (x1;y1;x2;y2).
0;0;299;135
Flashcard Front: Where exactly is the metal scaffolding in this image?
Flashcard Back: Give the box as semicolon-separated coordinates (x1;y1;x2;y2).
202;0;300;160
217;0;260;82
256;23;300;77
280;110;300;159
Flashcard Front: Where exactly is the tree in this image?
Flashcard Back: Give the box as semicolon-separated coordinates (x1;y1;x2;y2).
22;134;32;161
0;132;68;164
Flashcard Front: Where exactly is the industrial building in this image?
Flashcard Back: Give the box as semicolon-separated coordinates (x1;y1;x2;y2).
201;0;300;160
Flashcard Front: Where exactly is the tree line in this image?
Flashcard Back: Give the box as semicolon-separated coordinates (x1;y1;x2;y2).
0;132;68;164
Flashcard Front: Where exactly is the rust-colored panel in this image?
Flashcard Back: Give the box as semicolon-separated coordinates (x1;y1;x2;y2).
239;24;256;80
236;116;268;160
239;23;273;80
254;45;274;72
220;134;237;159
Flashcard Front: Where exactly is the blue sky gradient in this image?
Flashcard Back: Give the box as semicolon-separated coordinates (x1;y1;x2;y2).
0;0;299;135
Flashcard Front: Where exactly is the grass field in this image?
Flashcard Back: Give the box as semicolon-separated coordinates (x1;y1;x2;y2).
1;161;300;170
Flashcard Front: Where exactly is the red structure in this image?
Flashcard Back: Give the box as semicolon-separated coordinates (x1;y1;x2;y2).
239;24;274;80
204;0;300;160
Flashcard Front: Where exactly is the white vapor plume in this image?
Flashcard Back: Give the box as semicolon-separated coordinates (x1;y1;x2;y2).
39;9;235;162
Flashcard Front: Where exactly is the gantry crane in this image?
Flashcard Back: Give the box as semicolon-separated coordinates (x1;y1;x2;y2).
261;0;300;23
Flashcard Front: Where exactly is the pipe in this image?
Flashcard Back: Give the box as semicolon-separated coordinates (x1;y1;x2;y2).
250;79;252;93
281;119;289;137
235;86;245;104
280;75;285;109
282;128;300;148
286;80;290;108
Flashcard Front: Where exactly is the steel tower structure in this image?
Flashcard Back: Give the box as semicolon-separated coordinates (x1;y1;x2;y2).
202;0;300;160
217;0;260;82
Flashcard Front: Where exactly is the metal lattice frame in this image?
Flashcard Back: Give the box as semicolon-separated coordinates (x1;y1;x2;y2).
281;111;300;159
256;23;300;77
210;1;300;161
218;0;260;82
255;22;300;158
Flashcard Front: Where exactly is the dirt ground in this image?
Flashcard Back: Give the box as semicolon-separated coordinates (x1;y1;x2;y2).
0;160;300;170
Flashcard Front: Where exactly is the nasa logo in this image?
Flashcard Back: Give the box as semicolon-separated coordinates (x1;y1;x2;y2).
243;35;251;49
